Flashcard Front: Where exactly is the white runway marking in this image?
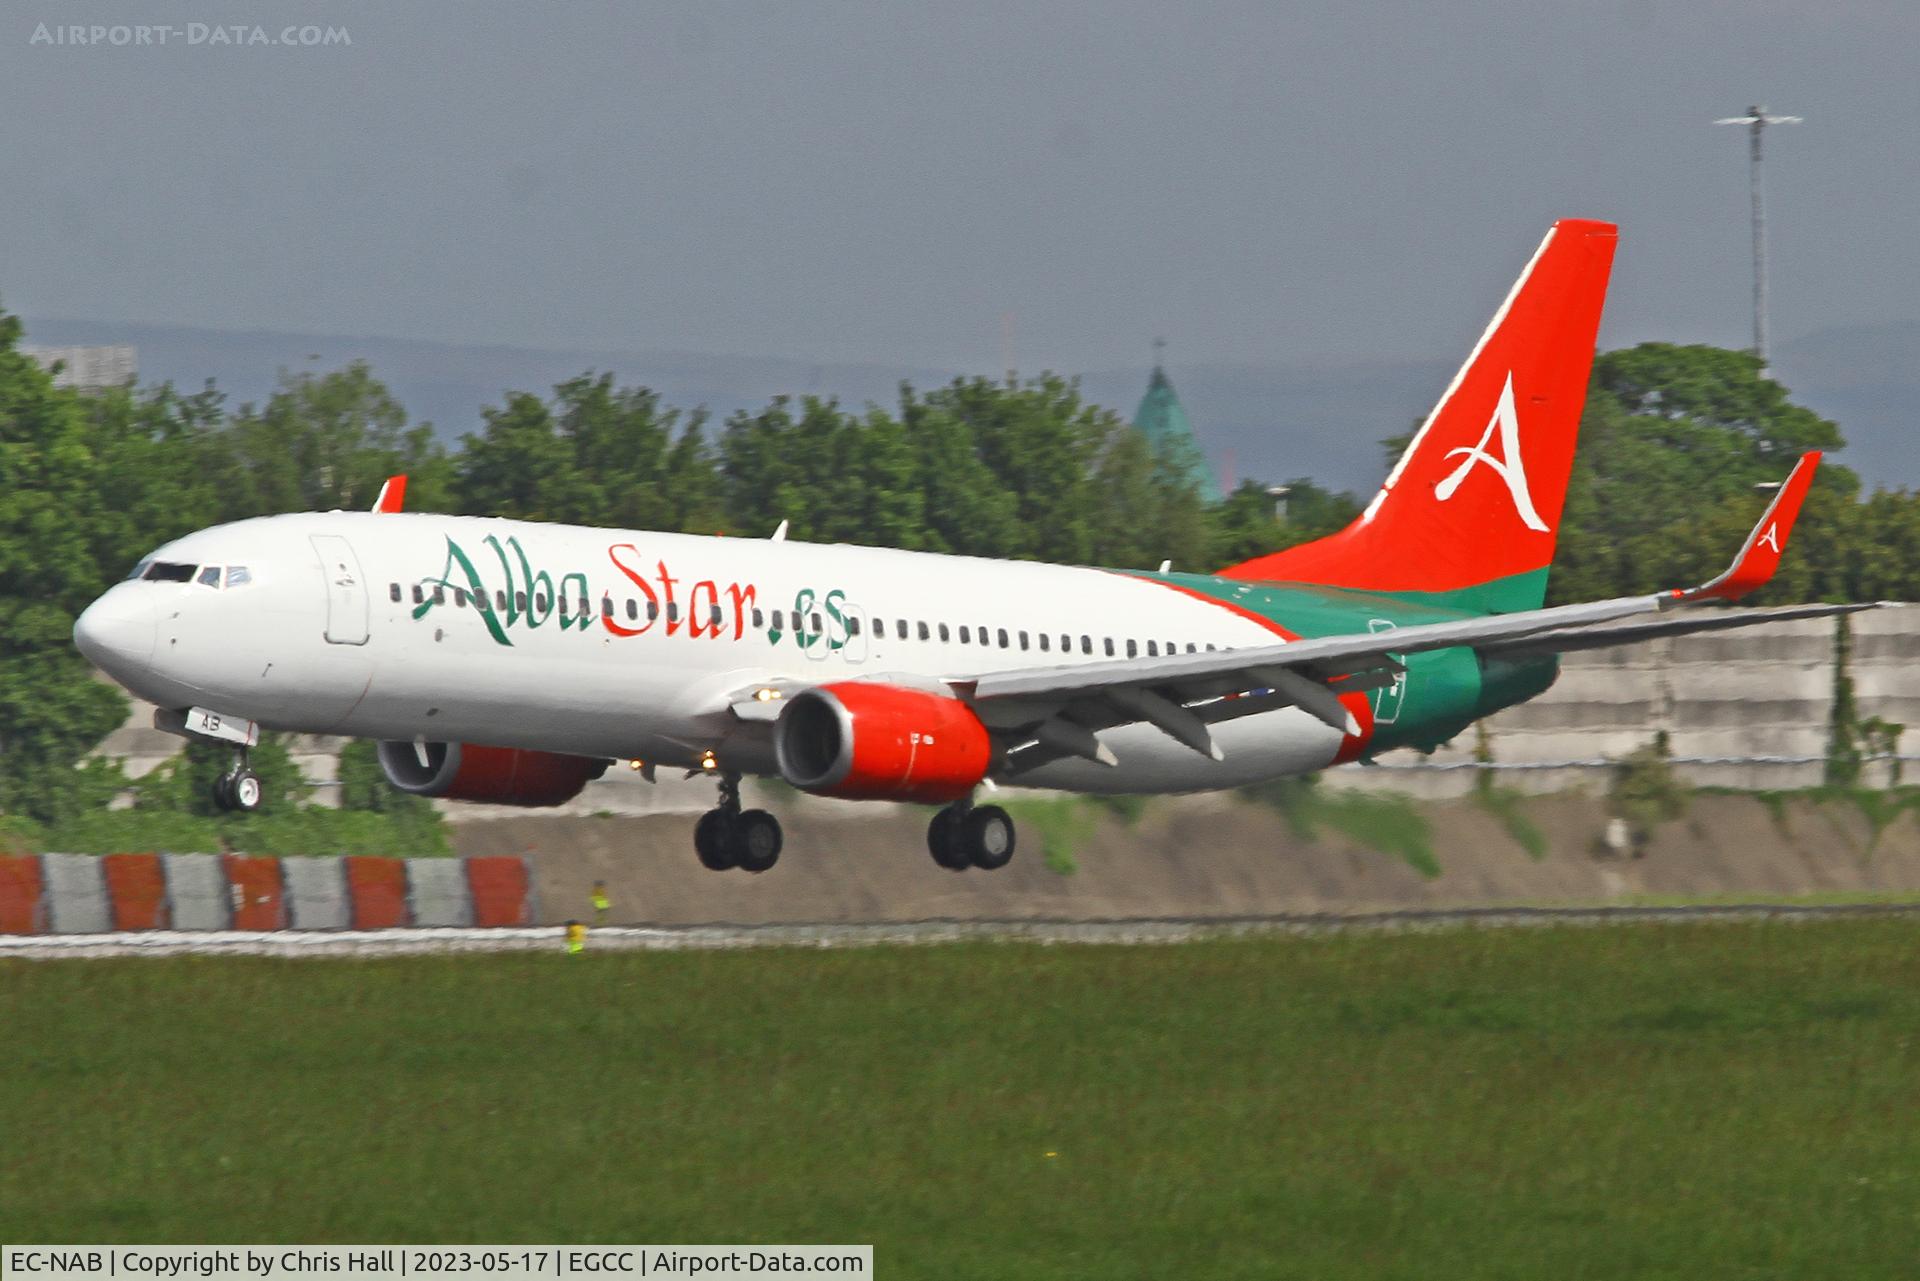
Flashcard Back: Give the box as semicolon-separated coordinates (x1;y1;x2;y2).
3;904;1918;959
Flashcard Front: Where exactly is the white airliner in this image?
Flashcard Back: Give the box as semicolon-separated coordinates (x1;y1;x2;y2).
73;220;1856;873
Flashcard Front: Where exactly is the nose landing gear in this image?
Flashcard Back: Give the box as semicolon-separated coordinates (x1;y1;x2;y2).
927;801;1016;871
693;771;783;873
212;752;263;813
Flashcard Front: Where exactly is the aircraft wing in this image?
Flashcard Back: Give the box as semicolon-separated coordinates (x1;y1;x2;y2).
722;595;1674;736
1475;600;1876;660
961;593;1865;772
949;452;1854;768
729;453;1857;772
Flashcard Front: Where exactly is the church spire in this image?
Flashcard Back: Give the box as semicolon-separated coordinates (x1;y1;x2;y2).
1132;339;1215;498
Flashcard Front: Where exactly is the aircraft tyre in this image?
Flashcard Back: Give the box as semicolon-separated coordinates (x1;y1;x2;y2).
694;810;737;871
213;769;262;813
732;809;782;873
927;806;970;871
229;770;263;812
962;804;1016;870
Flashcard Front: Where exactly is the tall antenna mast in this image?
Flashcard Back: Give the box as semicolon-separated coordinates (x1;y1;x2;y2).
1714;104;1801;371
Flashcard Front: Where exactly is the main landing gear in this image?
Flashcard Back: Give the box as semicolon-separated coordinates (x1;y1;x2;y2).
927;801;1016;872
687;776;1017;874
211;751;263;813
694;771;784;874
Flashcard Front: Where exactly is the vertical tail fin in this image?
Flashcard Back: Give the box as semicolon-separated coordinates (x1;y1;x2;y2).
1219;218;1618;613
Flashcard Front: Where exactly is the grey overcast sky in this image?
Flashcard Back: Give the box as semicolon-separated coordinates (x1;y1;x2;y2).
3;1;1914;374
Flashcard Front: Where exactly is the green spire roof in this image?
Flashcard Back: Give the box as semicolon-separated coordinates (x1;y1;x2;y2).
1132;364;1216;498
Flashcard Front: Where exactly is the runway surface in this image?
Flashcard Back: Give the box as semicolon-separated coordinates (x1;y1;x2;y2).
4;902;1919;958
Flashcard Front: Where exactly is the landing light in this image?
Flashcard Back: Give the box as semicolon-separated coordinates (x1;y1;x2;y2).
754;687;781;702
629;759;646;772
699;751;718;771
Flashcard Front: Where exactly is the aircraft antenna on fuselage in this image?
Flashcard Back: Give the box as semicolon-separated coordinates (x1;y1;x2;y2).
771;520;789;542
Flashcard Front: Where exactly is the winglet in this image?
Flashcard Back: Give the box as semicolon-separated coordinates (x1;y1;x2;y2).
372;475;407;513
1675;452;1820;603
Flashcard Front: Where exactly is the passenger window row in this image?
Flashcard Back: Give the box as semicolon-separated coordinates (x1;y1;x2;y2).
392;581;723;626
861;615;1217;660
392;582;1223;661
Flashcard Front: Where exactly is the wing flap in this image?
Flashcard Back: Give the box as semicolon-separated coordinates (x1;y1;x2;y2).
967;592;1662;703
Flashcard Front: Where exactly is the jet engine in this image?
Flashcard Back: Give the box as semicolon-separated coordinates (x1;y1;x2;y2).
376;741;611;808
774;682;992;803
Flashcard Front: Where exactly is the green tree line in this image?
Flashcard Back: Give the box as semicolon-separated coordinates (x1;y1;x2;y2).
2;298;1913;842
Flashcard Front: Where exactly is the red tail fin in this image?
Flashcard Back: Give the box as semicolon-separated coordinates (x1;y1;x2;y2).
1220;219;1618;612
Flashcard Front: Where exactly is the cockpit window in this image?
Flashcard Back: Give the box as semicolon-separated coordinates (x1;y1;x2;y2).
196;566;222;588
226;566;251;588
142;561;195;583
127;558;154;581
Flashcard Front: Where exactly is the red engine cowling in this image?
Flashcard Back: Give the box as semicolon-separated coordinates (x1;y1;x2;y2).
774;682;992;803
376;741;610;808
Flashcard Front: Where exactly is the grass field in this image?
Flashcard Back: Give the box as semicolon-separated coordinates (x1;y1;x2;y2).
5;923;1920;1278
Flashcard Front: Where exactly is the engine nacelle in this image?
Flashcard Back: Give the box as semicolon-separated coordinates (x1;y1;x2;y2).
376;741;611;808
774;682;992;804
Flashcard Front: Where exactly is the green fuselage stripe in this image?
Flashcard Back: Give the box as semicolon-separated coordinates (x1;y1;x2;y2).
1131;566;1559;757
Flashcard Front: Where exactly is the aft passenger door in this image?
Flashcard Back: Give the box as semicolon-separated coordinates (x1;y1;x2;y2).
311;534;370;645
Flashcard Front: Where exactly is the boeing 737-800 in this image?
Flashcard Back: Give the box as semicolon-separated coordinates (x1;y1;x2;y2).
72;220;1860;873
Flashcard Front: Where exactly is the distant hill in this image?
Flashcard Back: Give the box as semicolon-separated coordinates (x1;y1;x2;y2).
19;315;1917;498
18;315;959;446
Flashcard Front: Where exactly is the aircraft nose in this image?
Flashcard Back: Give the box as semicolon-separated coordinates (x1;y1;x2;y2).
74;587;157;675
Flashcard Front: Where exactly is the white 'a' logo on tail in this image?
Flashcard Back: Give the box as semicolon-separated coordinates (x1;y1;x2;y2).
1758;523;1781;554
1434;372;1548;532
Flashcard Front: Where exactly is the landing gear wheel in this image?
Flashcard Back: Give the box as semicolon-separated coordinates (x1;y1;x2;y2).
927;806;970;871
694;810;737;871
227;769;263;812
212;768;262;813
731;809;783;873
962;804;1016;870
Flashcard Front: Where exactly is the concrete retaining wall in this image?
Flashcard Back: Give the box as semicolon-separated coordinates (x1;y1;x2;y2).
0;855;531;937
163;853;229;930
281;856;349;929
406;858;474;927
40;853;111;934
